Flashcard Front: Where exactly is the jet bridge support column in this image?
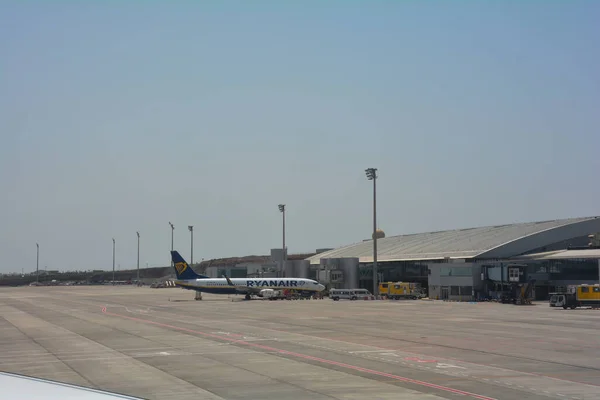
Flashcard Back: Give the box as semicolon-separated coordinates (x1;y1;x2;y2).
195;291;202;300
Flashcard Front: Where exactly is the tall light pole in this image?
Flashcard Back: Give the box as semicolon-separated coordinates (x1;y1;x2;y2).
278;204;286;278
112;238;115;284
136;232;140;283
36;243;39;283
169;222;174;266
365;168;378;296
188;225;194;265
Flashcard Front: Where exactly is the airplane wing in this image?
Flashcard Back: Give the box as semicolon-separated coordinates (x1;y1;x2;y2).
222;275;262;295
0;371;143;400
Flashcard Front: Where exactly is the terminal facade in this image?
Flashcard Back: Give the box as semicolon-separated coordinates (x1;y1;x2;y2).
306;216;600;301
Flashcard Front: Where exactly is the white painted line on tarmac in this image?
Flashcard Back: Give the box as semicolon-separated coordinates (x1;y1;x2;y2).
349;350;391;353
436;363;466;369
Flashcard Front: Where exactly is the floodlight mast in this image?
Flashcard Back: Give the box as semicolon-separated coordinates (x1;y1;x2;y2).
278;204;286;277
365;168;378;296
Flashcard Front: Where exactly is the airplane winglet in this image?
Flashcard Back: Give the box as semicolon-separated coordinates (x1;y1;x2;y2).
222;274;235;286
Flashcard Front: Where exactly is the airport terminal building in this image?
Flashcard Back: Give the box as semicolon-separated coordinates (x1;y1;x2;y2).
306;216;600;301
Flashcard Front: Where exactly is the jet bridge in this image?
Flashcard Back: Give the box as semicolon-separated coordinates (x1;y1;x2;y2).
482;264;537;303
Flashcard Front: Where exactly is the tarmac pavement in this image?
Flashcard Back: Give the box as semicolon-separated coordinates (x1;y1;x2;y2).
0;286;599;400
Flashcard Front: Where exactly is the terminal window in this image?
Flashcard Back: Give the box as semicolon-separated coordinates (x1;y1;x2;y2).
331;272;343;281
508;268;520;282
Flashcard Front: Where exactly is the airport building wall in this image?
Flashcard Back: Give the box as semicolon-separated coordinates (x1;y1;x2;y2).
335;256;600;301
356;261;429;292
283;260;310;278
427;262;482;301
317;258;359;289
426;258;600;301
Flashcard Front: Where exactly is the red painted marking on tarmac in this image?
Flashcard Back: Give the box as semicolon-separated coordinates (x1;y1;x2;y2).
251;324;600;389
101;306;495;400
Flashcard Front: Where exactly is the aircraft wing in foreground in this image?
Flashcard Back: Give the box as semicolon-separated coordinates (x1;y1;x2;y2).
0;372;143;400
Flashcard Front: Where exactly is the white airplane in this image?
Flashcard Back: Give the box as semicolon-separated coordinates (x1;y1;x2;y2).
170;251;325;300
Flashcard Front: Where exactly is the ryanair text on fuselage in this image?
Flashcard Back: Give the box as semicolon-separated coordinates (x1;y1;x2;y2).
247;279;300;287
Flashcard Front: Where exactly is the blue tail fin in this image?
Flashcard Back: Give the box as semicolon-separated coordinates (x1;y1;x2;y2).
170;251;208;280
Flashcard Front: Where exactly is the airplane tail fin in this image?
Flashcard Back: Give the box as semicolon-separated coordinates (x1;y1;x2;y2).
170;251;208;280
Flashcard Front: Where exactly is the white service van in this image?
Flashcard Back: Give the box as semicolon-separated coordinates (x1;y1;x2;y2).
330;288;372;301
259;288;285;300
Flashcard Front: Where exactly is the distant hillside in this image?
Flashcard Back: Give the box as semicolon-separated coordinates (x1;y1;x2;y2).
0;252;316;286
194;252;316;272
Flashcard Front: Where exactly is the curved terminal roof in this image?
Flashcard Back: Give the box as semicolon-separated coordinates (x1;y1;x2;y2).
307;216;600;265
512;248;600;261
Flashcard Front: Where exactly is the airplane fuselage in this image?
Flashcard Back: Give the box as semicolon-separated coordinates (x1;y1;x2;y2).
174;277;324;294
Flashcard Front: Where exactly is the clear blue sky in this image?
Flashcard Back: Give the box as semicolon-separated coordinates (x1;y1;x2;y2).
1;1;599;273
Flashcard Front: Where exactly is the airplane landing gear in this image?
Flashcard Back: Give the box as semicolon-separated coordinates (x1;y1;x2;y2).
245;294;251;301
195;292;203;301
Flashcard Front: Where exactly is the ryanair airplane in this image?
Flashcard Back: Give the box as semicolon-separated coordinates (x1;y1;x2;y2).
170;251;325;300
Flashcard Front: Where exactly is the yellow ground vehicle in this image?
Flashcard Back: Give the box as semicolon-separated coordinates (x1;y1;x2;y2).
549;284;600;309
379;282;424;300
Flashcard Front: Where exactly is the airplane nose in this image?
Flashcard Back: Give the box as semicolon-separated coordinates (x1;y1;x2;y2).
319;284;325;291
